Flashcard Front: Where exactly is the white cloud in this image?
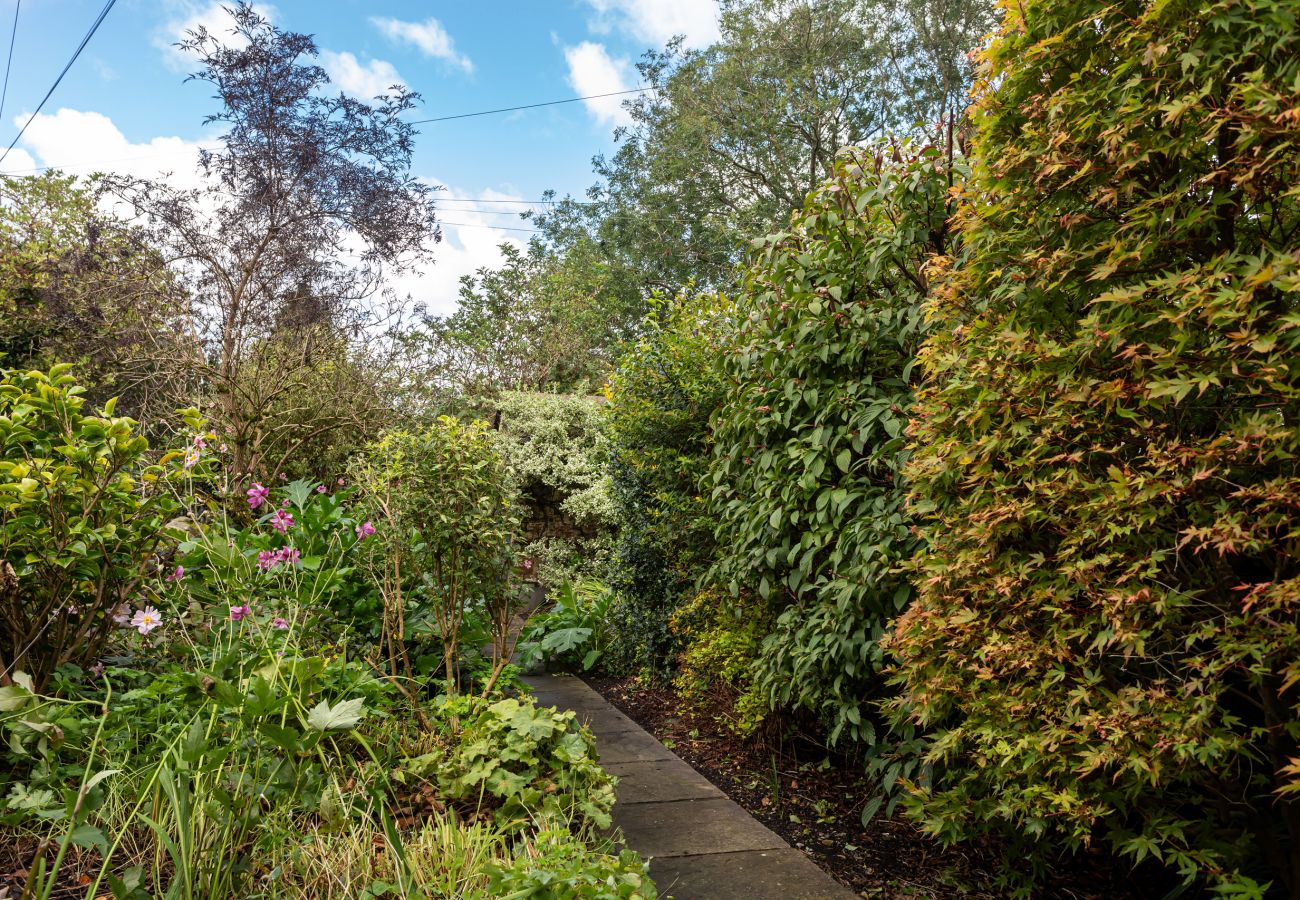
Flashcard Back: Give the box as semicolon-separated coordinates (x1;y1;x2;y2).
563;42;634;129
370;16;473;73
389;182;530;318
0;108;214;189
582;0;720;49
155;1;277;72
319;51;407;100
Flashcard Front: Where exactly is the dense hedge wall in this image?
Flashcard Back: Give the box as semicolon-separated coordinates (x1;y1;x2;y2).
889;0;1300;892
603;292;733;678
707;146;960;752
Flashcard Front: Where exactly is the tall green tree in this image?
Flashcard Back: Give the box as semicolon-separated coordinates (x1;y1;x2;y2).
890;0;1300;892
0;172;189;418
532;0;993;303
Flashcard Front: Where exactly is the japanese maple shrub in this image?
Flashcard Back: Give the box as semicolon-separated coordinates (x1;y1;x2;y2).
888;0;1300;893
707;146;959;759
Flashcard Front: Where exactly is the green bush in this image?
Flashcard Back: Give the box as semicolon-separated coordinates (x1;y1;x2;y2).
496;391;615;590
669;585;772;736
349;417;522;691
603;291;733;678
427;696;617;834
0;365;186;688
706;146;958;755
888;0;1300;892
486;829;656;899
517;579;616;673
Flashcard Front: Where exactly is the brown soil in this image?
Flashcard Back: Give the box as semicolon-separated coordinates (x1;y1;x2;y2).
589;676;1176;900
0;836;105;899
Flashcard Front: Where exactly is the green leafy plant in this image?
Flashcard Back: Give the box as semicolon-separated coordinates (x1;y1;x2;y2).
706;144;958;765
349;417;522;694
486;829;657;899
424;695;616;834
517;579;616;673
888;0;1300;892
0;365;190;688
603;290;734;679
669;586;772;736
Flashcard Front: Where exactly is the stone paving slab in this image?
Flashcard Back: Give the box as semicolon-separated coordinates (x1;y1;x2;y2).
613;796;787;858
650;848;859;900
593;728;678;765
522;673;858;899
604;758;724;804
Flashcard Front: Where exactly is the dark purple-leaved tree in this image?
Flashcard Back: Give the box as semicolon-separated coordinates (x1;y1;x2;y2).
106;2;440;480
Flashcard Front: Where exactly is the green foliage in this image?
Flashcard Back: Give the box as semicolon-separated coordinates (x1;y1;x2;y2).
530;0;993;304
707;146;958;751
419;240;638;397
0;174;185;418
427;695;617;834
0;615;394;898
496;391;616;589
888;0;1300;892
486;829;657;899
603;291;734;678
517;580;617;673
349;417;521;690
669;586;772;736
0;366;187;688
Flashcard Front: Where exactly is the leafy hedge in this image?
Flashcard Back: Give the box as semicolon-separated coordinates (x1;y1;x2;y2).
603;292;733;678
706;146;959;754
888;0;1300;892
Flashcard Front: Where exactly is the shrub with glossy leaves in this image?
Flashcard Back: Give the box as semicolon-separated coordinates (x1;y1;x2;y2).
0;365;186;688
707;146;958;753
889;0;1300;892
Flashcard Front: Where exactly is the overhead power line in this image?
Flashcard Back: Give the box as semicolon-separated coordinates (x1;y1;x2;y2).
0;0;117;168
0;0;21;129
438;220;540;233
408;87;653;125
0;84;652;174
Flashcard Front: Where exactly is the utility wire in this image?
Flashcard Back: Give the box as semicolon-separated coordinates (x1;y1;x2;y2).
0;0;117;168
438;220;540;233
0;0;21;130
407;87;652;124
0;86;653;173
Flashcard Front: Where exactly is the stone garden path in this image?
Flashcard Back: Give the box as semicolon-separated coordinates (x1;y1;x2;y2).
522;673;858;900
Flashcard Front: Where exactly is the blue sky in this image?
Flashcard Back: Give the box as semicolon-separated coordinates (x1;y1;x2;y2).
0;0;721;314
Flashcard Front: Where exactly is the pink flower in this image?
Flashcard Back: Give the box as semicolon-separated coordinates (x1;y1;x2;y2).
278;546;301;566
257;549;279;571
272;617;290;630
183;448;201;469
337;478;345;486
218;443;228;453
90;661;105;678
355;521;376;540
278;472;287;481
246;482;270;510
132;607;163;634
111;604;132;626
270;509;294;533
229;604;252;622
316;484;327;493
193;434;207;449
167;565;185;582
